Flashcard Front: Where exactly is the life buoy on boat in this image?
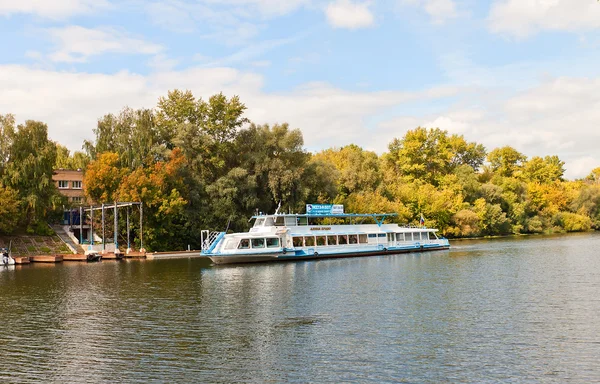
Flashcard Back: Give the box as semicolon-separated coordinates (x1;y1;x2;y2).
282;248;287;255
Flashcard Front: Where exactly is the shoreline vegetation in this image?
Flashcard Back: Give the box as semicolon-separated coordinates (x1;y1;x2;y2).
1;90;599;252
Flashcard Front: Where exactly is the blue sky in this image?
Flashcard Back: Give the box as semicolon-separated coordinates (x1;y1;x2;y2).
1;0;600;179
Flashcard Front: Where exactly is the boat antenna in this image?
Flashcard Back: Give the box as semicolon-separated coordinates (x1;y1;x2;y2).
225;216;232;233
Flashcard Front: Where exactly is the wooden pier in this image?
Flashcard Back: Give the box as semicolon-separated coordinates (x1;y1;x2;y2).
125;251;146;258
62;254;88;262
146;250;205;260
30;255;63;263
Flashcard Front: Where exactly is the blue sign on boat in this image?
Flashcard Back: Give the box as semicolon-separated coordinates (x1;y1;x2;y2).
306;204;344;215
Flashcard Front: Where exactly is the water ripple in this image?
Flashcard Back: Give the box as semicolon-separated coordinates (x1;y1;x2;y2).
1;233;600;382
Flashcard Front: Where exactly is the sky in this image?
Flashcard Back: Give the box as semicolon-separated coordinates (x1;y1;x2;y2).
1;0;600;179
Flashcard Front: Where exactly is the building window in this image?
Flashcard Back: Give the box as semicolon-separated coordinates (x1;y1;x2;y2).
72;181;82;189
58;180;68;189
71;197;82;203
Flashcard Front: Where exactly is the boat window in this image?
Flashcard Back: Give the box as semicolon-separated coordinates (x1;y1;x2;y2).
407;233;413;241
429;232;437;240
414;232;422;241
224;239;238;250
265;217;275;226
293;237;303;247
274;216;285;226
377;233;386;238
348;234;358;244
368;234;377;238
297;216;308;226
316;236;326;246
266;238;280;248
285;216;297;226
338;235;348;245
254;218;265;227
251;238;265;248
304;236;315;246
396;233;405;242
359;234;368;244
387;233;394;242
327;235;337;245
238;239;250;249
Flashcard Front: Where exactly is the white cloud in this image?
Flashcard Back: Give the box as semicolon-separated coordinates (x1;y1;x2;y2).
423;115;469;134
399;0;458;24
1;64;599;180
0;63;448;159
45;26;163;63
489;0;600;38
569;156;600;180
0;0;110;18
325;0;374;29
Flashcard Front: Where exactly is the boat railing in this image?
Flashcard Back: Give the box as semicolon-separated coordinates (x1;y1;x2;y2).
201;230;225;253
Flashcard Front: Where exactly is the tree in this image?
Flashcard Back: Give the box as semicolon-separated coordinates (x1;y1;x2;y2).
55;143;90;170
521;155;565;184
116;148;189;250
235;123;310;213
83;152;127;202
585;167;600;184
386;127;486;185
313;144;381;196
486;146;526;178
0;114;16;177
84;108;163;169
157;90;249;181
0;184;20;234
1;120;62;230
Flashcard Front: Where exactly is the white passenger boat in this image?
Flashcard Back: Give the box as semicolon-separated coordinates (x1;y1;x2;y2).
201;205;449;265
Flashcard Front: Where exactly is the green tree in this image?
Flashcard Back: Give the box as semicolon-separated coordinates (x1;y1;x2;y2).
84;108;163;169
521;155;565;184
386;127;485;185
486;146;526;178
1;120;62;230
0;184;20;234
0;114;16;177
55;143;90;170
313;144;381;196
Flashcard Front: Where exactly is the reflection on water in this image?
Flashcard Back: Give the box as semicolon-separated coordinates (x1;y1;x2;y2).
1;233;600;382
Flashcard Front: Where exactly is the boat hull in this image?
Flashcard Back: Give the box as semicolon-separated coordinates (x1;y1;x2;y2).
207;243;449;265
209;253;280;264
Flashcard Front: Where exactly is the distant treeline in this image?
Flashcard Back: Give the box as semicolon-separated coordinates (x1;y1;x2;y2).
1;90;599;250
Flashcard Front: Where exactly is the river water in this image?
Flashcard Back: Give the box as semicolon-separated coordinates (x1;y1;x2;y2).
1;233;599;383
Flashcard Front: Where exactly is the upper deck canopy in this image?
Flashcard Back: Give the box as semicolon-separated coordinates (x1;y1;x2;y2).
251;213;398;227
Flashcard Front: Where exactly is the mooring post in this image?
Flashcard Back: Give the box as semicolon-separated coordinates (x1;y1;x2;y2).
139;204;144;252
79;206;83;246
90;205;94;246
114;201;119;254
102;203;105;252
126;207;131;253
